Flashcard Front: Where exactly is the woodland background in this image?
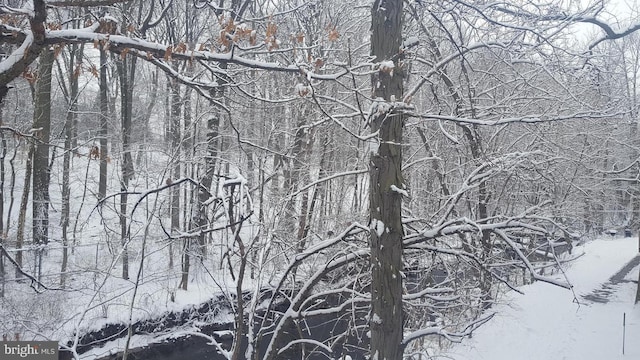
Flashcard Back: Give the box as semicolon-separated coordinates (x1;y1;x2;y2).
1;0;640;359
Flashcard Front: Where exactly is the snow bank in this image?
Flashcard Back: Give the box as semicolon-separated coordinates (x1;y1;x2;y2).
448;236;640;360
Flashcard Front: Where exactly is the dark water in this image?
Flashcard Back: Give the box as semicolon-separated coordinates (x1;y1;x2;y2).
59;291;369;360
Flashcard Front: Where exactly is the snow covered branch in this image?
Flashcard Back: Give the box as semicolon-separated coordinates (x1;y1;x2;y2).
494;229;571;288
402;313;495;347
411;110;628;126
0;243;63;293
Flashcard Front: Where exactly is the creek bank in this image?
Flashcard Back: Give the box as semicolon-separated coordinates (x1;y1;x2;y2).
59;290;368;360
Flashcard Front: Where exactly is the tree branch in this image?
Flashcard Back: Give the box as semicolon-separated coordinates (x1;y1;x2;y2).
48;0;131;6
0;243;63;293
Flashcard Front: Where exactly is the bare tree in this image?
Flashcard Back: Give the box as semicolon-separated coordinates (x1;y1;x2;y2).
31;48;55;288
1;0;640;358
368;0;405;358
59;40;84;287
116;56;135;280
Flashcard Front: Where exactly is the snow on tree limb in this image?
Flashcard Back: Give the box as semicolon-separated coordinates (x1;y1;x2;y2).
454;0;640;50
0;243;62;293
0;8;353;98
0;0;43;101
412;110;628;126
402;313;495;347
49;0;131;6
494;229;571;289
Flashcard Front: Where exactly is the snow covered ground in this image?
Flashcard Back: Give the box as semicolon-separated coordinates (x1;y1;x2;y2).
448;235;640;360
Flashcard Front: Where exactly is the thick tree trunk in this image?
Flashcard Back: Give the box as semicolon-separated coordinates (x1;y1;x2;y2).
32;48;54;247
29;48;54;289
369;1;405;359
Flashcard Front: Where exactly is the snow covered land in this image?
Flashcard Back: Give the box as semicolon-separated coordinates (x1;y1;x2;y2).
448;235;640;360
4;1;640;359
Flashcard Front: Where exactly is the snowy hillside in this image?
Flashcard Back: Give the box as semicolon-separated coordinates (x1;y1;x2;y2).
448;236;640;360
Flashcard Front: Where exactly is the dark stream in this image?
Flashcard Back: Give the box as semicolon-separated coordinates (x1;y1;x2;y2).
59;291;369;360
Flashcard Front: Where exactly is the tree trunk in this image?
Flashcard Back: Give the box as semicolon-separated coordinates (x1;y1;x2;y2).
98;47;109;200
636;236;640;303
15;146;33;278
32;48;54;247
227;183;248;360
369;1;405;359
286;109;315;280
636;232;640;303
168;78;185;287
196;97;220;254
29;48;54;289
117;54;136;280
61;43;82;287
169;78;181;233
0;86;5;297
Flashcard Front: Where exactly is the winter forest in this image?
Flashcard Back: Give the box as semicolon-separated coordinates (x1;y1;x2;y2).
1;0;640;359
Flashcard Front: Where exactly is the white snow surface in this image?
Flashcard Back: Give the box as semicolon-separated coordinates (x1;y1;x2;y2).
448;235;640;360
372;313;382;325
370;219;385;237
379;60;395;71
390;184;408;197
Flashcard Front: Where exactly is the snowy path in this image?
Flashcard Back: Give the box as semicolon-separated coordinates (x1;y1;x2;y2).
448;236;640;360
583;253;640;303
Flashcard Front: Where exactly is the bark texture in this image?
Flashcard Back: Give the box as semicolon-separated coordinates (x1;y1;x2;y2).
369;1;405;359
32;48;55;246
